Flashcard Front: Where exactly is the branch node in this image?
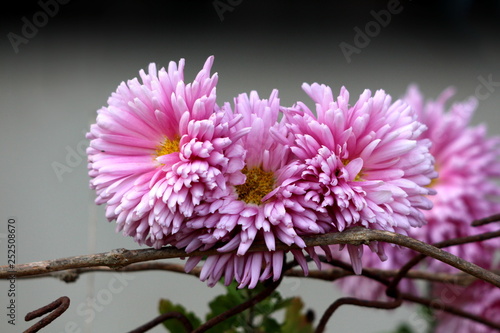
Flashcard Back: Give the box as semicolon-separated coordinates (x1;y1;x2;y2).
107;248;129;269
53;269;79;283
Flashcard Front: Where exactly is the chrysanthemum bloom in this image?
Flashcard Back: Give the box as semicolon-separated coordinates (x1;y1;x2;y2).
177;90;326;288
404;85;500;270
278;83;437;273
334;85;500;300
435;280;500;333
87;57;248;248
184;251;288;289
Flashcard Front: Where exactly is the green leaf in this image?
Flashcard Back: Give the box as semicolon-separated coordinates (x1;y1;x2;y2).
204;281;292;333
270;297;293;313
280;297;314;333
205;282;244;333
158;299;202;332
225;281;247;304
254;289;290;317
204;294;240;333
203;281;310;333
418;305;436;333
261;317;282;332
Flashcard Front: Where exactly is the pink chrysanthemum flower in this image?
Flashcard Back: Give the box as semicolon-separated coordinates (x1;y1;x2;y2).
334;85;500;300
279;83;437;273
404;85;500;270
87;57;248;248
177;90;326;288
435;280;500;333
184;251;287;289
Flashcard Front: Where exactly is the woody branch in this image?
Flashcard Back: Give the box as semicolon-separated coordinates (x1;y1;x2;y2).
1;227;499;288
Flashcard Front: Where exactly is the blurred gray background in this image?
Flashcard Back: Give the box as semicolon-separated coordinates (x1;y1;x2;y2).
1;0;500;332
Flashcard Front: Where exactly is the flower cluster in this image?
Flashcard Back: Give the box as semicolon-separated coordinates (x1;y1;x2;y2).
87;57;498;298
405;85;500;269
333;85;500;332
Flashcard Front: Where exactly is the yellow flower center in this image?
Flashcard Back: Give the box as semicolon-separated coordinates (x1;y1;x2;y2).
426;164;439;188
427;177;439;188
154;136;180;159
353;173;363;182
342;159;363;181
235;166;275;205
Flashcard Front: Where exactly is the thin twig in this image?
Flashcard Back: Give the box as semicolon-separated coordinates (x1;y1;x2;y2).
25;263;202;282
323;257;389;286
472;213;500;226
313;258;400;332
286;267;481;286
2;228;499;288
315;258;500;332
387;229;500;297
24;296;70;333
315;293;402;333
402;293;500;330
311;277;500;332
127;311;194;333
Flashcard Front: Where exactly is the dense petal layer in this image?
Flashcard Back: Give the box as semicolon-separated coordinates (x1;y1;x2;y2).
335;85;500;300
281;83;437;271
87;57;247;248
404;85;500;270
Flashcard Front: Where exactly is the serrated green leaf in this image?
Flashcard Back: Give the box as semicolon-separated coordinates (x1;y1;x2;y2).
205;283;247;333
158;299;201;332
204;294;241;333
281;297;314;333
206;283;243;319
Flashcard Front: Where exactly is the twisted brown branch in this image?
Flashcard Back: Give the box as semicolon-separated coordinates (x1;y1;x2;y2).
402;293;500;330
472;213;500;226
1;228;499;288
313;257;401;332
24;296;70;333
315;292;403;333
386;229;500;297
17;261;482;288
313;258;500;332
287;267;482;286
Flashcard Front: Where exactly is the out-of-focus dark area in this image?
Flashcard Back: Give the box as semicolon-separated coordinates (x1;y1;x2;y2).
2;0;500;26
2;0;500;39
2;0;499;104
